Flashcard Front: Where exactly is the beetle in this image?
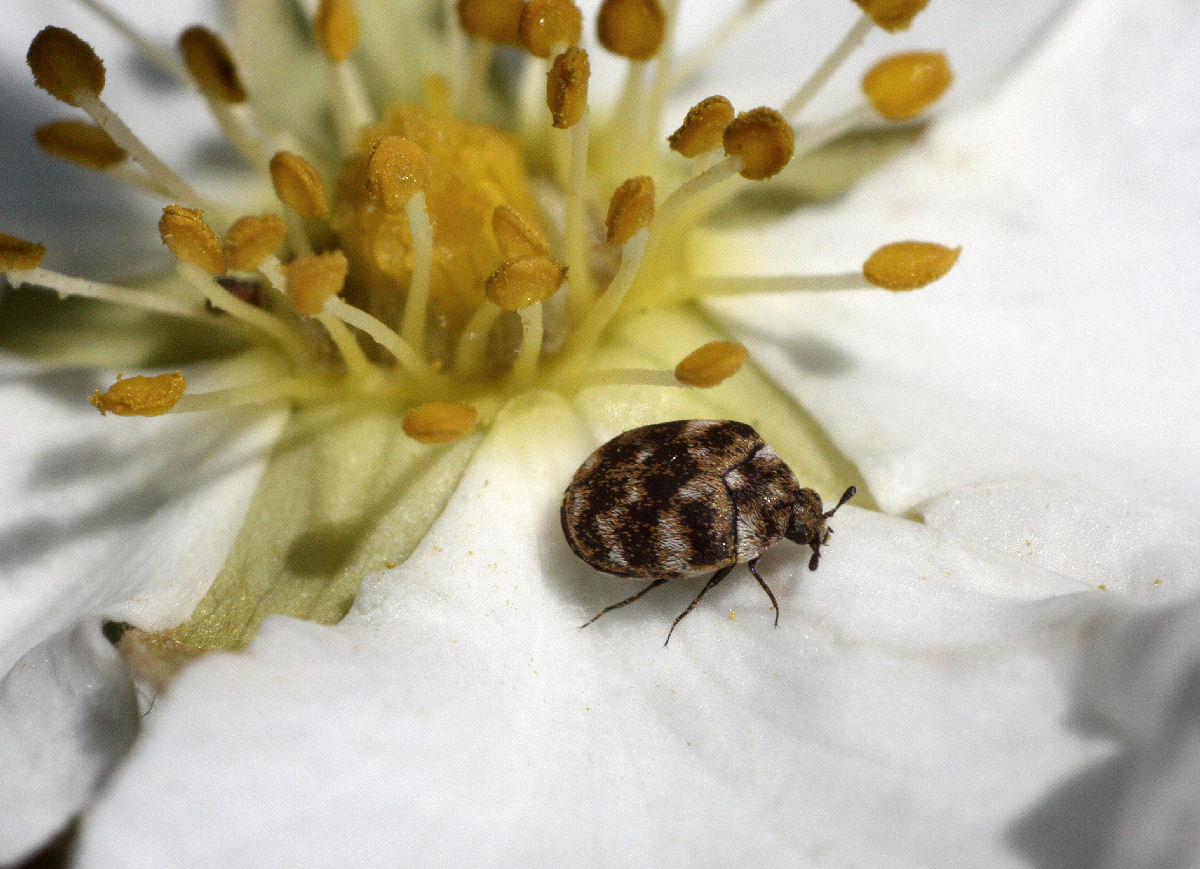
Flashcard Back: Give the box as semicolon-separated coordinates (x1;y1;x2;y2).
561;419;855;645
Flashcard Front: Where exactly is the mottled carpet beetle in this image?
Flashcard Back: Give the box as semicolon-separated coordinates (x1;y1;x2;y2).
561;419;855;645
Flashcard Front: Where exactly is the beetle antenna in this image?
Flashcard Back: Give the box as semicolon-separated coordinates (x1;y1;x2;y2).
824;485;856;519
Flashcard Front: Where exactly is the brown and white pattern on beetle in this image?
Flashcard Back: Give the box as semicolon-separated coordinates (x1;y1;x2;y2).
561;419;855;644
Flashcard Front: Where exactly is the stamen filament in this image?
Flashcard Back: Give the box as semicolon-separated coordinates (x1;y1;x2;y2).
636;0;680;173
792;104;876;157
399;191;434;352
4;267;207;321
327;63;375;153
512;303;545;385
315;311;376;382
564;228;648;360
693;272;871;296
74;90;221;219
781;12;873;120
563;109;593;319
172;377;331;413
667;0;772;90
453;301;505;375
177;262;309;361
562;367;679;391
323;296;444;390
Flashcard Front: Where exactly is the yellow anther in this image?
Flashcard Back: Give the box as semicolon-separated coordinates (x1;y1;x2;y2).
484;256;566;311
270;151;329;219
520;0;583;59
674;341;749;388
863;51;952;121
179;26;247;103
402;401;479;445
722;107;794;180
284;250;349;314
597;0;667;60
668;95;735;158
314;0;361;62
89;373;186;417
862;241;961;291
605;176;655;246
366;136;431;213
492;204;549;258
0;232;47;271
852;0;929;32
34;120;125;170
26;26;105;107
223;215;287;271
457;0;525;46
546;47;589;130
159;205;224;275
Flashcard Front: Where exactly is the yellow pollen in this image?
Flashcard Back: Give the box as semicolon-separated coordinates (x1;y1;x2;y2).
668;95;735;158
852;0;930;33
457;0;525;47
89;372;186;417
723;107;794;180
314;0;361;63
34;119;125;170
674;341;749;388
520;0;584;59
26;26;105;107
863;241;961;291
159;205;224;275
492;205;549;258
606;176;656;246
367;136;431;213
402;401;479;444
0;232;47;271
285;250;349;315
223;215;287;271
596;0;667;61
863;52;952;121
179;26;247;104
484;256;566;311
270;151;330;219
546;47;590;130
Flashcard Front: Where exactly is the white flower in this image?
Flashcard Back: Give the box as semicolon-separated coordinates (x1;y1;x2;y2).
3;0;1199;866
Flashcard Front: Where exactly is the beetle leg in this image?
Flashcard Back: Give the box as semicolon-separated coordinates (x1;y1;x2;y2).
746;558;780;627
580;578;669;629
664;565;736;646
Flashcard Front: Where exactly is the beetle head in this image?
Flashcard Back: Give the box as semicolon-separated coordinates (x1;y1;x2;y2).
786;485;856;570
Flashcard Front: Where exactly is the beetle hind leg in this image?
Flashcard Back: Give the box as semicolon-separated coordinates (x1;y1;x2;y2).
664;565;736;647
580;578;669;629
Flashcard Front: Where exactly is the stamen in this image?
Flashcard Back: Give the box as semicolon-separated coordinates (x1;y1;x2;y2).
519;0;583;59
159;205;224;276
668;0;773;90
322;296;443;388
780;12;873;120
673;341;748;387
667;96;734;159
70;0;189;82
269;151;329;219
28;27;213;213
313;309;375;381
402;401;479;444
178;27;269;167
862;51;953;121
223;215;287;272
314;0;374;149
284;250;348;315
89;372;186;416
596;0;668;61
862;241;960;290
34;119;125;169
852;0;930;33
606;175;655;246
722;107;794;180
546;48;594;316
26;26;105;108
0;232;48;271
563;228;648;361
366;136;431;214
492;205;550;258
177;262;307;358
456;0;525;46
546;47;589;130
179;26;245;104
484;256;567;312
453;301;506;375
